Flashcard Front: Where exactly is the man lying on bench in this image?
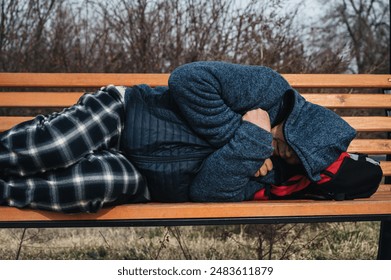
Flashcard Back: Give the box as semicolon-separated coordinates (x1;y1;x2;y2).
0;61;382;213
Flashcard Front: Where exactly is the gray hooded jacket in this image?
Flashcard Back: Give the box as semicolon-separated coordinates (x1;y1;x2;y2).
121;61;356;202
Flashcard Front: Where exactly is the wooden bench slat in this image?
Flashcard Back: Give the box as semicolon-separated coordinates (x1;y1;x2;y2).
1;73;391;88
343;117;391;131
2;116;390;132
286;74;391;88
1;92;391;108
347;139;391;154
0;92;81;107
0;117;32;132
371;193;391;200
377;185;391;192
381;161;391;176
303;94;391;108
0;73;170;88
1;196;391;222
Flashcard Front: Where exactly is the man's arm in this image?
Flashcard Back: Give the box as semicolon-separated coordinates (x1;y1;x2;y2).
189;109;274;202
168;61;292;148
189;120;273;201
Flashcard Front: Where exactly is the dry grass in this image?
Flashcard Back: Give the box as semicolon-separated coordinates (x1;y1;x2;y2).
0;222;380;260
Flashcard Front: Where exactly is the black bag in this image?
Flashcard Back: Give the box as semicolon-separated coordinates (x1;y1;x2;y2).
265;153;383;201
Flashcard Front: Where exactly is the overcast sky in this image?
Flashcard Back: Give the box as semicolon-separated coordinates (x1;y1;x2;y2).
235;0;323;25
282;0;324;26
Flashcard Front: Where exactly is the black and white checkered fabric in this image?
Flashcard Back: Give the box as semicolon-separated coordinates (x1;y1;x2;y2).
0;88;149;213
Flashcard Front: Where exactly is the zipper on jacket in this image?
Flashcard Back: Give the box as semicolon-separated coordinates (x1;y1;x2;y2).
130;151;211;163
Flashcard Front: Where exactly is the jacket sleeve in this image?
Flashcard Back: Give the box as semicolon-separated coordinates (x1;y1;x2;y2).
189;121;274;201
168;61;292;148
168;61;292;201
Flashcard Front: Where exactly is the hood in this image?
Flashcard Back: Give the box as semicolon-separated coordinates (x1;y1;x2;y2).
282;90;357;181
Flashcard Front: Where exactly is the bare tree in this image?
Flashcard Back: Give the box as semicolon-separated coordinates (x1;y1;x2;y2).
316;0;389;73
0;0;61;71
1;0;345;73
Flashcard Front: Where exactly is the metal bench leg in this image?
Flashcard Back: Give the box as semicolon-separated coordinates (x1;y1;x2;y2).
378;220;391;259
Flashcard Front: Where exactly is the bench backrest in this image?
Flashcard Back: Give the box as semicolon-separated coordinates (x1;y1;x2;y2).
1;73;391;175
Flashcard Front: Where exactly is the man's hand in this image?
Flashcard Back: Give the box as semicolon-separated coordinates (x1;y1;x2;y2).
271;125;301;165
254;158;273;177
243;109;273;177
242;108;271;132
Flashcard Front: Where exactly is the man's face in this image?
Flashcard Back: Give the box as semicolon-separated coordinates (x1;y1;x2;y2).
271;123;300;165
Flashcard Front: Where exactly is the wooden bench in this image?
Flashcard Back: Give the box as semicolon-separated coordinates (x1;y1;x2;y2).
1;72;391;259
